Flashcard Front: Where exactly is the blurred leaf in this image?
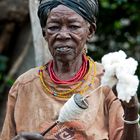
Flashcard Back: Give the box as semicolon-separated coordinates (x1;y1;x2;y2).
100;0;110;8
0;73;2;80
0;55;8;71
115;0;127;4
6;78;15;86
114;21;122;29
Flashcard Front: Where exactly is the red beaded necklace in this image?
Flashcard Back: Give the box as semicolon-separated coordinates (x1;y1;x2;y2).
48;55;88;84
38;56;96;98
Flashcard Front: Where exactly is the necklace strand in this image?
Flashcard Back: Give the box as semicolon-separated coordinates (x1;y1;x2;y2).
38;56;96;98
49;55;88;84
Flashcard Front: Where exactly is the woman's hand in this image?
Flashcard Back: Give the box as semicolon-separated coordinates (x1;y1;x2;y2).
121;95;139;121
112;85;139;119
11;132;44;140
122;95;139;110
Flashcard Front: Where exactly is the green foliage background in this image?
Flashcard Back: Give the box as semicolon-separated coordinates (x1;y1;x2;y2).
87;0;140;99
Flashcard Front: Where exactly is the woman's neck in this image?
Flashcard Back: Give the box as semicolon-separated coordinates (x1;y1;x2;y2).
52;55;83;80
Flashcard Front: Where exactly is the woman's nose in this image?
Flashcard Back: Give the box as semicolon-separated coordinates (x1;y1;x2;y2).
56;28;71;39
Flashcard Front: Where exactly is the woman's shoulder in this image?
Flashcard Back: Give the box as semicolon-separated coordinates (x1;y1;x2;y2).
16;67;40;85
95;62;104;75
91;61;104;81
8;67;40;97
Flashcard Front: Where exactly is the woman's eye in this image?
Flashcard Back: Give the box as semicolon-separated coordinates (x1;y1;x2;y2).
48;26;60;31
69;25;80;30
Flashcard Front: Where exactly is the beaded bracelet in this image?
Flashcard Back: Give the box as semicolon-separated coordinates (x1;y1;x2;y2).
122;115;140;124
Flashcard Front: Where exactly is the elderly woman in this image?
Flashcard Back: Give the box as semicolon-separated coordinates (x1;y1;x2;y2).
1;0;140;140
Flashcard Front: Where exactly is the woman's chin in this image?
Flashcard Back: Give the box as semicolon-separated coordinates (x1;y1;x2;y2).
54;54;75;62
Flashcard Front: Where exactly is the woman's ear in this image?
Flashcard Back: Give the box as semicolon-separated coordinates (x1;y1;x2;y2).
87;23;96;39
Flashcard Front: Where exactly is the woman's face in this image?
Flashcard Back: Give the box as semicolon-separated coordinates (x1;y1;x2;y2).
44;5;94;62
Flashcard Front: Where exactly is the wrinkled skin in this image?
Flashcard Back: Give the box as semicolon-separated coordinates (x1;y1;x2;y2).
44;5;95;62
43;5;95;80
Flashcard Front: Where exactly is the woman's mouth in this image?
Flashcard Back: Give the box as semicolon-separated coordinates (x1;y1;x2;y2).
56;46;73;54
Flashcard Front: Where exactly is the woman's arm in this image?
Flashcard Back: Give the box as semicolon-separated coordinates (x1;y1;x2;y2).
121;96;140;140
104;86;140;140
112;86;140;140
0;80;19;140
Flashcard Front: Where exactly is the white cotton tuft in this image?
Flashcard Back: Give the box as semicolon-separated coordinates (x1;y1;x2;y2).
101;50;139;102
58;95;86;123
116;74;139;103
116;57;138;78
101;50;127;69
101;50;127;88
